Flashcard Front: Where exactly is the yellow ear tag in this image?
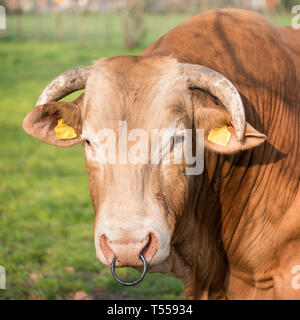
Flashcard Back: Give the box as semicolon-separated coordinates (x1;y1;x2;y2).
54;119;77;140
207;125;231;146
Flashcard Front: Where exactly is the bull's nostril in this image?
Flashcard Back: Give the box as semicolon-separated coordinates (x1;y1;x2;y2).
99;234;115;264
141;232;158;263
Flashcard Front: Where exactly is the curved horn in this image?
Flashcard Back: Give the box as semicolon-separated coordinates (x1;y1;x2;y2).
36;66;92;106
181;64;246;141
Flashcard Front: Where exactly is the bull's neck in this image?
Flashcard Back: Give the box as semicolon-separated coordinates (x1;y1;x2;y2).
178;147;274;298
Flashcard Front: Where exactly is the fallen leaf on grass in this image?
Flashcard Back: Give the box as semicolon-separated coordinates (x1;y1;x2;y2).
29;273;42;282
73;291;92;300
64;266;75;272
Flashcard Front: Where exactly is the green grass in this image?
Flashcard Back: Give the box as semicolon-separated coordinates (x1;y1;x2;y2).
0;11;291;300
0;12;193;46
0;14;187;300
0;41;185;300
1;11;292;45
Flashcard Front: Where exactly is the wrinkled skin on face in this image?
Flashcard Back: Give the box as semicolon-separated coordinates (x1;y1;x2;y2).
82;56;194;269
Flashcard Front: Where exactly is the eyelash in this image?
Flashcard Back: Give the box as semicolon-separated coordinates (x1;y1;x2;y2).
81;135;91;146
84;138;96;157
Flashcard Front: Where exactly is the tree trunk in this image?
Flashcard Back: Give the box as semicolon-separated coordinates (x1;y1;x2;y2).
200;0;209;12
55;12;63;41
78;12;86;46
16;12;22;40
15;0;23;41
105;1;112;47
122;0;146;49
35;0;42;41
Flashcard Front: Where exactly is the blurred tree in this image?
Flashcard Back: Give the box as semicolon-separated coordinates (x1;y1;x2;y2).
122;0;146;49
53;0;63;41
77;0;88;46
281;0;298;10
16;0;22;40
200;0;209;11
105;0;112;47
34;0;42;40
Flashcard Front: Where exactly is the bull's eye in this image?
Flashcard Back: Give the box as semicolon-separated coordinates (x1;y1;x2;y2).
83;138;96;157
174;135;183;144
81;134;96;157
170;128;185;151
81;135;91;147
81;135;96;155
169;135;184;155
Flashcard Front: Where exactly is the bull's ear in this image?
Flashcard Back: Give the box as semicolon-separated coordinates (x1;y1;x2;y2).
193;90;266;154
23;97;83;148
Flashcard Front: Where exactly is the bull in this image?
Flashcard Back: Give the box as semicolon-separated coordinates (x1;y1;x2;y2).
23;9;300;299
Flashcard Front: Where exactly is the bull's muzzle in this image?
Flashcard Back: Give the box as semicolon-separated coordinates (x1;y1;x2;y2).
99;232;158;286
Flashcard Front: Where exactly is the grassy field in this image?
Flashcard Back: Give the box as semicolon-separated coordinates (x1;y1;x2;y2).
1;12;193;46
0;12;292;300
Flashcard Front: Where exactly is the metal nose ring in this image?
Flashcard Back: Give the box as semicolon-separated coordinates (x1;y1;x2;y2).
110;253;148;286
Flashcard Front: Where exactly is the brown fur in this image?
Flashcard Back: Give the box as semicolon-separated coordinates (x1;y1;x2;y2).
141;9;300;299
23;9;300;299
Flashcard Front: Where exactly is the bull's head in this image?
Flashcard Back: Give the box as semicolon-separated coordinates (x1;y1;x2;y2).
23;56;265;286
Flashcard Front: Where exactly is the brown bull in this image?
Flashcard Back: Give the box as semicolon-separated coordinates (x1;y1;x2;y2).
23;9;300;299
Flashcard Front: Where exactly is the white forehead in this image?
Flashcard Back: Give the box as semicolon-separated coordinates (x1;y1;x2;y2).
81;57;191;148
83;58;187;108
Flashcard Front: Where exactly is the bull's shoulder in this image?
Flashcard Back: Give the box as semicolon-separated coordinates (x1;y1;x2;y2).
142;9;280;59
279;26;300;53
